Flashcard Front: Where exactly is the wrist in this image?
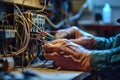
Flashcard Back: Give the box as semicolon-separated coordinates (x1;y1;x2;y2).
83;50;91;71
77;49;91;71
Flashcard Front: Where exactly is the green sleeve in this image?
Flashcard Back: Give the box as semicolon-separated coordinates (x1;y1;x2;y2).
90;34;120;71
94;34;120;50
90;47;120;70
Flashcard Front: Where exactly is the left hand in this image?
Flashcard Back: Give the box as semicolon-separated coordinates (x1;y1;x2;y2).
43;39;91;72
70;36;96;49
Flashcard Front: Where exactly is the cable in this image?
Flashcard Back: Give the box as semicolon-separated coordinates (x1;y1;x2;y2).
11;3;30;56
15;20;27;45
16;32;23;47
13;4;30;33
68;0;89;21
44;15;65;29
27;18;54;39
41;0;47;11
27;18;42;32
7;13;28;46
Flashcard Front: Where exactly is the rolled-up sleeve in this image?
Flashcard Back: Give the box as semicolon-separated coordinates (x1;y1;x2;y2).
94;34;120;49
90;34;120;71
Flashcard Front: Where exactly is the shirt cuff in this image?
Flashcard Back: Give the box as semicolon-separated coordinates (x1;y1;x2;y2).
90;50;111;71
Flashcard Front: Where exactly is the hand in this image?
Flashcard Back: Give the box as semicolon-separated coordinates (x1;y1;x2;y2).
55;26;96;49
70;36;96;49
55;26;93;39
43;39;91;72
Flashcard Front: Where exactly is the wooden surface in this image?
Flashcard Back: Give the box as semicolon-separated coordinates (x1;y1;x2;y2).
12;68;90;80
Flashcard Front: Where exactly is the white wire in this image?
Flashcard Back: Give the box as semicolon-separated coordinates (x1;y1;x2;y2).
44;15;64;29
27;18;42;32
41;0;47;11
7;14;27;45
14;15;27;45
27;18;54;39
12;3;30;56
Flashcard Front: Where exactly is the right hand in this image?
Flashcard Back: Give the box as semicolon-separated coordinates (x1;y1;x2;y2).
70;37;96;49
43;39;91;71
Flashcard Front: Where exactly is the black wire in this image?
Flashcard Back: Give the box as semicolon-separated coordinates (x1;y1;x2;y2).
39;60;49;68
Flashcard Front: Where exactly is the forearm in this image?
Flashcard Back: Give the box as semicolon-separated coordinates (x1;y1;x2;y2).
90;46;120;71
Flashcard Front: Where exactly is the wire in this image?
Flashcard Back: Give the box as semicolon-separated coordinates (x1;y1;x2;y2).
41;0;47;11
16;32;23;47
43;14;71;29
27;18;42;32
44;15;64;29
7;14;28;46
27;18;54;39
11;3;30;56
15;19;27;45
14;4;30;33
68;0;89;21
39;60;48;68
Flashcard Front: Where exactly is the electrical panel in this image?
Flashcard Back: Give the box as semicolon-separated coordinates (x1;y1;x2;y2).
0;0;53;70
0;29;16;39
30;12;45;32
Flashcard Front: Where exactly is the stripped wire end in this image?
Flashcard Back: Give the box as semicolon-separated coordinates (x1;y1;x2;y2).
41;31;54;40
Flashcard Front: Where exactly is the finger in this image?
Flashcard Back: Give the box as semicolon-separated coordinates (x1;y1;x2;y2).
43;39;69;53
44;52;59;60
55;30;68;39
50;39;68;44
70;37;90;46
70;39;79;44
43;43;60;53
55;31;61;39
